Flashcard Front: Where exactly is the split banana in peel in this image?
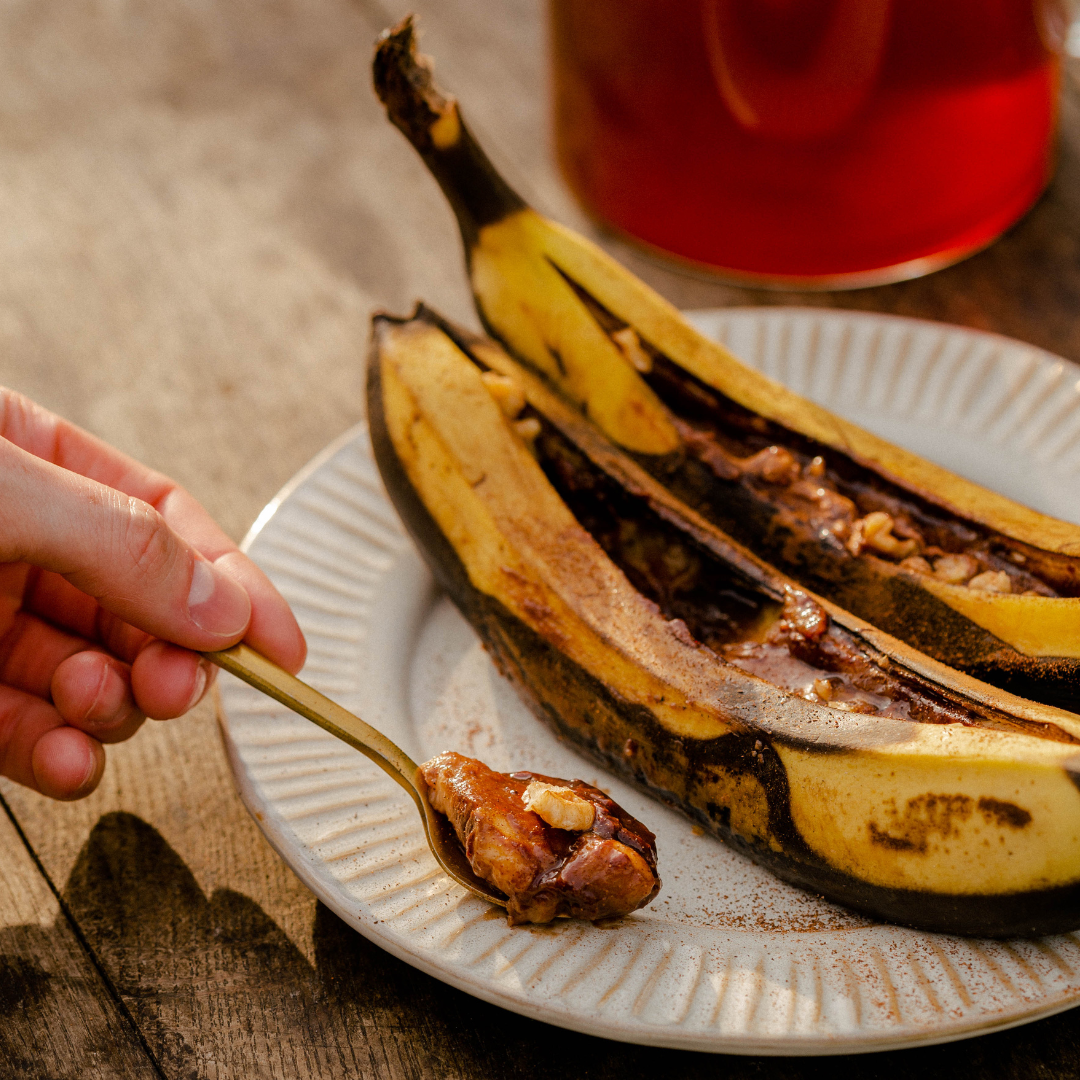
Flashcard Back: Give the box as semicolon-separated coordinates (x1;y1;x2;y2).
373;18;1080;710
369;306;1080;936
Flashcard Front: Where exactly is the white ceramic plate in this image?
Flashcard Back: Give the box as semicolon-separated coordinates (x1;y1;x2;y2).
218;307;1080;1055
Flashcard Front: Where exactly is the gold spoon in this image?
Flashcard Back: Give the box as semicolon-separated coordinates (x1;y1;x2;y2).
204;642;506;908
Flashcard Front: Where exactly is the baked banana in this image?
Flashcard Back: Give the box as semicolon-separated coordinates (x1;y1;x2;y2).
369;306;1080;936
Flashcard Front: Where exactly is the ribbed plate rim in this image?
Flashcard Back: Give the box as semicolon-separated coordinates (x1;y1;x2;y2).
218;306;1080;1055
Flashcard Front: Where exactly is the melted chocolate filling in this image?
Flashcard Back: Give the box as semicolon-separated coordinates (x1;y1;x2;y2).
557;272;1079;598
534;420;1080;744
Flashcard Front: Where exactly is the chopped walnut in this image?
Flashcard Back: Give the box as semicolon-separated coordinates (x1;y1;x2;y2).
788;479;857;523
674;420;741;480
523;781;597;831
806;677;878;711
848;511;918;559
611;326;653;373
828;699;879;713
779;589;829;641
968;570;1013;594
899;555;932;575
421;753;659;925
933;553;979;584
480;370;525;418
805;455;826;479
513;416;542;453
741;445;801;485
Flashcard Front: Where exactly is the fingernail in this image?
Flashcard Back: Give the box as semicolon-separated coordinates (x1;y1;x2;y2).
188;558;251;638
185;660;210;712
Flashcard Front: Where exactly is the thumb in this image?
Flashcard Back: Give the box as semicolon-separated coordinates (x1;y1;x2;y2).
0;440;251;649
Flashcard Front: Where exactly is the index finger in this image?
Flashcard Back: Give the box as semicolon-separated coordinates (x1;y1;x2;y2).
0;388;179;507
0;388;307;673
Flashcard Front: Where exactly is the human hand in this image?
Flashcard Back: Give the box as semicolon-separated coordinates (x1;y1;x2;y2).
0;389;306;800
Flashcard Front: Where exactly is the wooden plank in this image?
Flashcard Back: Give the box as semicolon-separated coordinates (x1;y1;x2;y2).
0;0;484;1067
0;0;1079;1075
2;703;373;1080
0;799;160;1080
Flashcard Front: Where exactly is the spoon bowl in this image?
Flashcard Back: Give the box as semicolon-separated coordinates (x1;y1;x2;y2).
205;642;507;908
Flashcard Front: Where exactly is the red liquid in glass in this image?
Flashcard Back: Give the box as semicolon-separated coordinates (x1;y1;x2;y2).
550;0;1060;284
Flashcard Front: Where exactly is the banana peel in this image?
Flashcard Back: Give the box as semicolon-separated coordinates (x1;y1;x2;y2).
372;17;678;458
372;18;1080;709
369;306;1080;936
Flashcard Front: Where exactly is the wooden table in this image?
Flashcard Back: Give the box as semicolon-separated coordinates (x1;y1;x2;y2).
3;2;1080;1076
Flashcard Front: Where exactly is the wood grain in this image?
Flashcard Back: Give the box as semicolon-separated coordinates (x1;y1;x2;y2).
2;0;1080;1075
0;798;159;1079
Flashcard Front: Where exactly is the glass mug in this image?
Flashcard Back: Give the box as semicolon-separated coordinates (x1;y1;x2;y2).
550;0;1064;287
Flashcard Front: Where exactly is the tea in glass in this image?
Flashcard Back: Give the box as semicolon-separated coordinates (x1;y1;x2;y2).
550;0;1062;286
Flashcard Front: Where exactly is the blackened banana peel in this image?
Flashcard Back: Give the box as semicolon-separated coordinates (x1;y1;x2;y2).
373;18;1080;709
369;307;1080;937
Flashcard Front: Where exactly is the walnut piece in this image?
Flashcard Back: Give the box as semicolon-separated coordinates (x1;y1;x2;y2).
848;511;918;559
513;416;542;453
741;445;801;485
899;555;932;575
523;780;596;831
611;326;653;373
420;752;660;925
480;370;525;418
933;553;979;584
779;589;830;642
968;570;1013;594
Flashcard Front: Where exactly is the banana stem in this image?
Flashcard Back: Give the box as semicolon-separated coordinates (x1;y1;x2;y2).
373;15;524;246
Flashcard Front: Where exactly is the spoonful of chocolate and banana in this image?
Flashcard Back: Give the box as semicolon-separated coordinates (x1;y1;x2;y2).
206;643;660;925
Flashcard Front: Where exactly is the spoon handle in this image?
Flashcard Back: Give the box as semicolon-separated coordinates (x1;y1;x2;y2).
204;642;421;798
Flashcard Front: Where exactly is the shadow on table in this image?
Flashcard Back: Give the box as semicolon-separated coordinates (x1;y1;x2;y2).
5;811;1080;1079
